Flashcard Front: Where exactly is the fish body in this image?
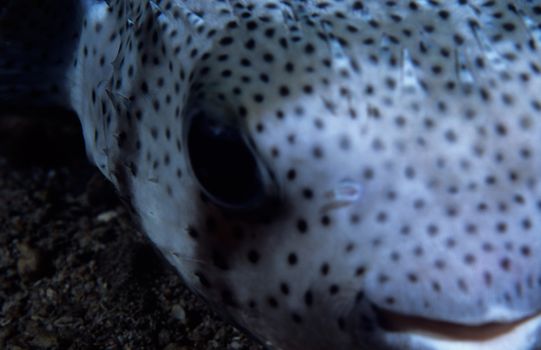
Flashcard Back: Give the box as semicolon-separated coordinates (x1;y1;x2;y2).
3;1;541;349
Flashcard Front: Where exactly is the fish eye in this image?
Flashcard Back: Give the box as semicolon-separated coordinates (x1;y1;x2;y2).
186;110;274;211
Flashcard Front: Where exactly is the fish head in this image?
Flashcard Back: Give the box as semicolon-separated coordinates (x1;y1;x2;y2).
81;1;541;349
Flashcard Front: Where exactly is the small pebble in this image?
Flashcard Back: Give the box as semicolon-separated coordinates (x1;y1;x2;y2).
97;210;119;223
29;330;58;348
171;304;186;323
17;243;44;280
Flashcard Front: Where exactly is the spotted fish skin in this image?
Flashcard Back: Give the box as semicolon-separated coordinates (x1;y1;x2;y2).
6;0;541;349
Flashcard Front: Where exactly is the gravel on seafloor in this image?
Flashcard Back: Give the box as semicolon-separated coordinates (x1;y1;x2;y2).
0;110;262;350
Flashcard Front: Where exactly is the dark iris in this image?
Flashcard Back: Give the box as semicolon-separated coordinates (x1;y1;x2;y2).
187;111;266;209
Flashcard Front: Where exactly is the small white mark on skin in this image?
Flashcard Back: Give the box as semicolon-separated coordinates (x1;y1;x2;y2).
321;178;364;213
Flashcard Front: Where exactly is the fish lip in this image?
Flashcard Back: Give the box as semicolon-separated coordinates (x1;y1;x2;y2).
373;304;541;342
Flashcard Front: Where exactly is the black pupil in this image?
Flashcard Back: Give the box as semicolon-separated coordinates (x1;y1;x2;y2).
187;114;264;207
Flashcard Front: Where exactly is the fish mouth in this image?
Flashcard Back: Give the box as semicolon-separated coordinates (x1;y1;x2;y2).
374;306;541;342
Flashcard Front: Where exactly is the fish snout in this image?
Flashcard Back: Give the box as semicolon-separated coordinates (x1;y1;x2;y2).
369;305;541;350
351;271;541;350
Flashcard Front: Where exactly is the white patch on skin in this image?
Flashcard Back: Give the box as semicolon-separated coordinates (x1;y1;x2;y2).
322;178;364;212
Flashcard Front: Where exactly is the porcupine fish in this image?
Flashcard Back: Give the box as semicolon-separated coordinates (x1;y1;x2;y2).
2;0;541;349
